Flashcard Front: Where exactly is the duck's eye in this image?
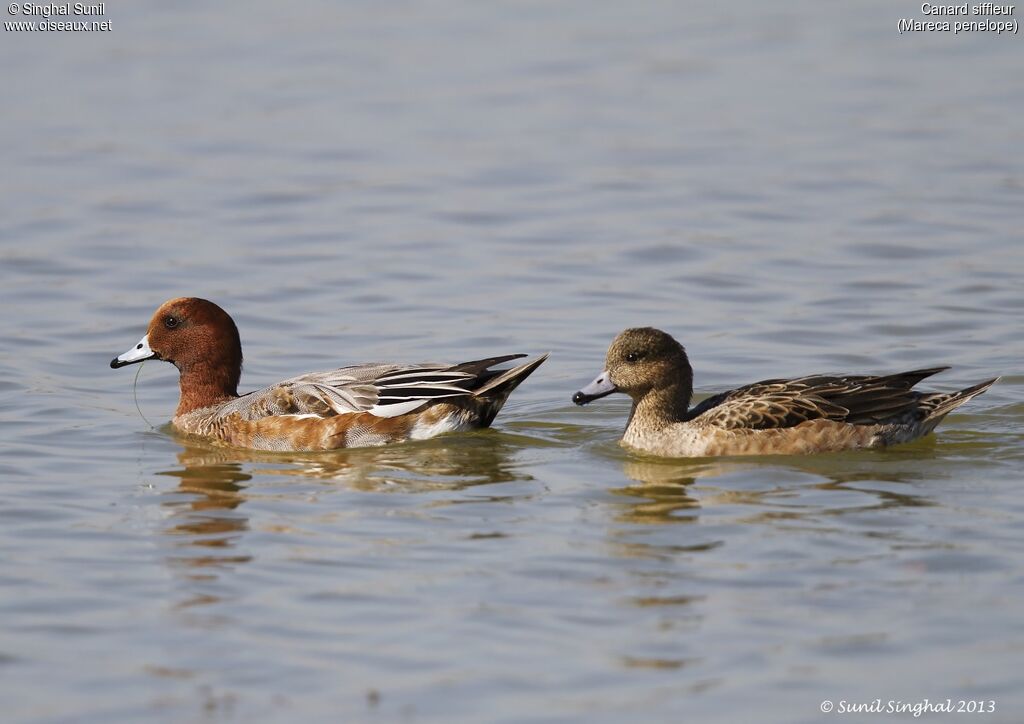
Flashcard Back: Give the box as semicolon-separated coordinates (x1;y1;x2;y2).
625;352;643;363
164;316;179;330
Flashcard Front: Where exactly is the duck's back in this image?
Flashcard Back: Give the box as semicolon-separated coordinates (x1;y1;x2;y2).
687;368;948;428
173;355;547;451
628;368;996;457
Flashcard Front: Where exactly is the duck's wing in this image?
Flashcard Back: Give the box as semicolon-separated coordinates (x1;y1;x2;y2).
689;367;949;430
219;355;529;421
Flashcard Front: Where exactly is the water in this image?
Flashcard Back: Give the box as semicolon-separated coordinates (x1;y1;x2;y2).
2;1;1022;722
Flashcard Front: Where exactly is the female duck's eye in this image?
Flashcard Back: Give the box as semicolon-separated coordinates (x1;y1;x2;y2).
164;316;179;330
625;352;643;363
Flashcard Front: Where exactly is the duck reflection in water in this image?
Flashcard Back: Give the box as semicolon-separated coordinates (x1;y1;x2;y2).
607;452;937;582
167;426;527;491
157;451;254;574
612;447;936;531
157;429;529;562
608;456;832;524
612;459;702;525
155;431;528;617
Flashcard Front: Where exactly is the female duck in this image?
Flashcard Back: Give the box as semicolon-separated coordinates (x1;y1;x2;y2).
112;297;546;451
573;327;996;457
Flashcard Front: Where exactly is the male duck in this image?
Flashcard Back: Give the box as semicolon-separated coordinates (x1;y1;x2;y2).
112;297;547;451
573;327;997;457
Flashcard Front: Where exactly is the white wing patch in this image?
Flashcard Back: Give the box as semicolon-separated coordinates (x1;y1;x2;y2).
234;361;504;420
368;369;475;415
366;398;431;418
411;412;468;439
208;354;540;435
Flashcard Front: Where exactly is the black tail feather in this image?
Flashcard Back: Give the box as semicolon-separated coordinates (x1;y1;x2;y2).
922;377;999;421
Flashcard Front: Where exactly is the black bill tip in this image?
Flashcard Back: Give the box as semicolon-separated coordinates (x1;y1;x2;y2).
573;390;614;406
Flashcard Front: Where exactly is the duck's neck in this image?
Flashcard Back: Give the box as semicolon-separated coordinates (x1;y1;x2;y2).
626;381;693;434
175;361;240;417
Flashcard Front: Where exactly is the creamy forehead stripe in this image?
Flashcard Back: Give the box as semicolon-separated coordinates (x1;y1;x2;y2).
116;335;154;363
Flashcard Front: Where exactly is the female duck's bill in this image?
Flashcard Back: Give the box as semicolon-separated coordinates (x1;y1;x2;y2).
110;335;156;368
572;370;617;405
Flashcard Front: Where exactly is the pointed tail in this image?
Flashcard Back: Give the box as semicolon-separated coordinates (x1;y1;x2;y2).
470;353;548;427
474;353;548;397
922;376;999;424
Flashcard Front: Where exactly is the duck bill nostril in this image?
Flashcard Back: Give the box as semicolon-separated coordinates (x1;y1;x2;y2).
111;334;156;368
573;370;617;405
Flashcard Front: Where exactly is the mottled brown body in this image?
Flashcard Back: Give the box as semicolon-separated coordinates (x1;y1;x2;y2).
577;327;998;458
624;418;887;457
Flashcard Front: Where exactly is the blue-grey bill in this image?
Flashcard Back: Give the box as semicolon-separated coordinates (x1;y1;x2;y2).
111;334;155;368
572;370;617;405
